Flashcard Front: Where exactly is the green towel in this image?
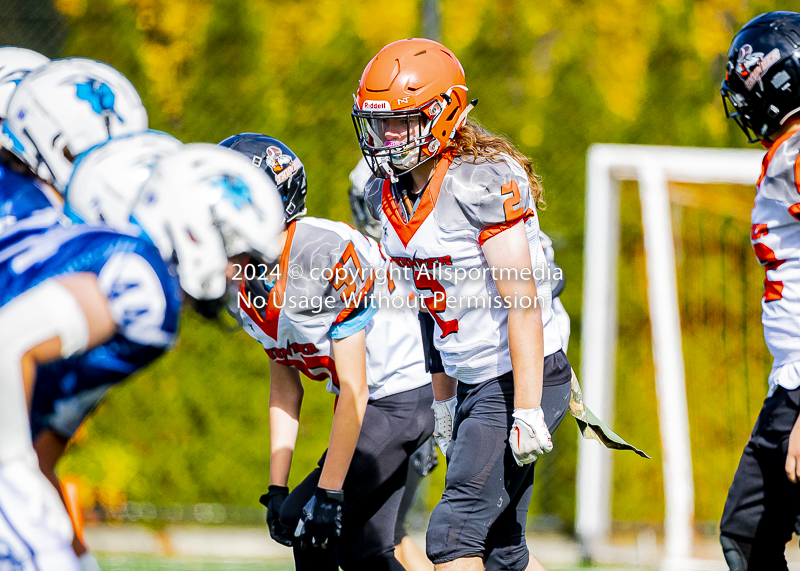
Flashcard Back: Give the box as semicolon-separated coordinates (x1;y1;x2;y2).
569;369;651;459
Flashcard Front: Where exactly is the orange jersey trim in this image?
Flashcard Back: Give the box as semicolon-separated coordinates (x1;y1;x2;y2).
239;221;296;341
478;216;524;246
382;155;453;248
795;155;800;195
333;272;375;325
759;124;800;187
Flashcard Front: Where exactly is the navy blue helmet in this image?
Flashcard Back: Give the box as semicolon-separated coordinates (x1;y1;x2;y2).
219;133;307;222
722;11;800;142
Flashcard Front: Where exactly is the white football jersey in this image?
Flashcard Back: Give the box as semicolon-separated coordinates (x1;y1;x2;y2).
539;229;571;353
237;217;429;400
751;129;800;393
366;153;562;384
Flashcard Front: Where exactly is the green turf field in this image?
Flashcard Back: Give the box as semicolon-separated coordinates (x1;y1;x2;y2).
96;555;648;571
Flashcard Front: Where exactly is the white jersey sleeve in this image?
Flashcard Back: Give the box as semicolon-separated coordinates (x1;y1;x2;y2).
445;156;562;360
434;155;531;241
96;252;173;347
364;176;384;221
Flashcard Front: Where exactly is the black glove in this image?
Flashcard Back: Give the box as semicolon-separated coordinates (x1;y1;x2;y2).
259;486;294;547
294;487;344;549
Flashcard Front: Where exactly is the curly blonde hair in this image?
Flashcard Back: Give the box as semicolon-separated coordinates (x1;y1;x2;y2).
443;120;545;210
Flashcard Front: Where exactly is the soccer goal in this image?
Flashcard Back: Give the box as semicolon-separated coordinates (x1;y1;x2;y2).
576;144;767;570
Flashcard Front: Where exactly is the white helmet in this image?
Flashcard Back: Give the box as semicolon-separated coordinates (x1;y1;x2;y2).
132;143;285;301
3;57;148;192
65;130;183;228
0;47;49;120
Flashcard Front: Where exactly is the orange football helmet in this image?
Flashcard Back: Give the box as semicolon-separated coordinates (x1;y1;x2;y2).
352;38;476;180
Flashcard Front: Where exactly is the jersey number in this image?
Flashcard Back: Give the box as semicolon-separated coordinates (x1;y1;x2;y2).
502;180;522;222
329;242;362;301
413;269;458;338
274;354;339;388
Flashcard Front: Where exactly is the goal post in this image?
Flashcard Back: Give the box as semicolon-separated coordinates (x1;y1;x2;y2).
576;144;765;569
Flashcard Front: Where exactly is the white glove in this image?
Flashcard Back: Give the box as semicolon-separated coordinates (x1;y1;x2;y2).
509;407;553;466
79;552;102;571
432;397;457;455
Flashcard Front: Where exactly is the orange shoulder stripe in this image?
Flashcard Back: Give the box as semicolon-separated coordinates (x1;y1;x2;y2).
478;216;523;246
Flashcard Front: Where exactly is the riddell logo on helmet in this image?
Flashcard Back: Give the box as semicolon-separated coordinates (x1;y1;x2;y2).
736;45;781;91
362;100;391;111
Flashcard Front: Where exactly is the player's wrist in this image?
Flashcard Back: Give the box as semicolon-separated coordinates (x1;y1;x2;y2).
269;476;290;487
317;472;345;492
315;487;345;503
267;485;289;495
513;397;541;410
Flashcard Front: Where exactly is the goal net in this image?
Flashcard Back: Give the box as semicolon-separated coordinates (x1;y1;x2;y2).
576;144;769;570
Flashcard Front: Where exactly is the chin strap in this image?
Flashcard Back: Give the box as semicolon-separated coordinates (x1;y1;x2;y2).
451;98;478;139
378;156;398;183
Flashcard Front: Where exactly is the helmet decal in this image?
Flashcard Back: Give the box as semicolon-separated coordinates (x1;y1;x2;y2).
218;133;307;223
214;175;251;210
362;100;391;111
735;46;781;90
266;145;291;171
76;80;124;122
265;145;302;185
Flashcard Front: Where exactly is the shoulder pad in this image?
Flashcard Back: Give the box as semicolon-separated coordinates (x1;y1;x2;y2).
434;154;531;233
364;176;384;220
761;132;800;204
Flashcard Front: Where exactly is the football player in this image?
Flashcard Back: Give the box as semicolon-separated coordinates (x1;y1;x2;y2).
350;157;437;571
0;143;284;570
0;54;151;570
37;131;182;571
354;39;570;571
353;151;572;571
352;155;571;356
720;11;800;571
0;47;58;243
220;133;435;571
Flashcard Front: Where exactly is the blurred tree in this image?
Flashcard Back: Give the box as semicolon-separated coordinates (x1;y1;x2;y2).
0;0;67;57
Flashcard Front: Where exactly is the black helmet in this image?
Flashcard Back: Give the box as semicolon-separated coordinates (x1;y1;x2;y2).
722;11;800;142
218;133;307;222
